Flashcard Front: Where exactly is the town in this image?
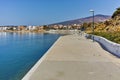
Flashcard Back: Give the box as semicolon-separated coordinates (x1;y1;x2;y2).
0;24;81;32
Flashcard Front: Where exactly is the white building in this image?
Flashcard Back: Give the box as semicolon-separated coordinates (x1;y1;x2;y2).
3;27;7;30
27;26;37;31
32;26;36;30
27;26;33;30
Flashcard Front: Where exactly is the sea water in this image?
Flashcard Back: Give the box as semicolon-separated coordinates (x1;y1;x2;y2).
0;32;61;80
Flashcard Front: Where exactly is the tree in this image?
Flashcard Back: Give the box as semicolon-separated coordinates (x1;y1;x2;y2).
112;7;120;18
82;22;88;28
43;25;49;30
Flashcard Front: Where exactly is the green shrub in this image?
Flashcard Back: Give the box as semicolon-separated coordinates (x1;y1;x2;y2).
90;32;120;44
112;7;120;18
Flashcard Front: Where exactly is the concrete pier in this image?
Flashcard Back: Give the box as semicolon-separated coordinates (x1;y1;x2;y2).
22;34;120;80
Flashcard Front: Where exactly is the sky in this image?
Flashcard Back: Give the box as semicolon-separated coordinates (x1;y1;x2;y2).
0;0;120;26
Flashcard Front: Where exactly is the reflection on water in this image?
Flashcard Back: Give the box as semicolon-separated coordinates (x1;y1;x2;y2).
0;32;60;80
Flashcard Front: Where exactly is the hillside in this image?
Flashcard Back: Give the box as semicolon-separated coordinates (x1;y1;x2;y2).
51;14;111;25
86;7;120;43
93;8;120;32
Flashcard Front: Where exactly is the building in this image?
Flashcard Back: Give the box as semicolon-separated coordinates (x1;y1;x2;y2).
18;26;27;31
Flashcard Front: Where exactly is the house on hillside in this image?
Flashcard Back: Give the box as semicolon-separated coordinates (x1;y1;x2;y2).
18;26;27;31
38;26;44;31
53;25;59;30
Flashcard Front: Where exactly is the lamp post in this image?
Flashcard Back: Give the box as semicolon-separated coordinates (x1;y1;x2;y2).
90;9;94;41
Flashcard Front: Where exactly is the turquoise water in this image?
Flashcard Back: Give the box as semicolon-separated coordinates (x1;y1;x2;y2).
0;32;61;80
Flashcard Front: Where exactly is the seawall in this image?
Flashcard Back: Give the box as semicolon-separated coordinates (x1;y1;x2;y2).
22;34;120;80
22;36;61;80
86;34;120;57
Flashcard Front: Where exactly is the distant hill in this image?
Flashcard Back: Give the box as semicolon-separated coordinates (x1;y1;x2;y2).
51;14;111;25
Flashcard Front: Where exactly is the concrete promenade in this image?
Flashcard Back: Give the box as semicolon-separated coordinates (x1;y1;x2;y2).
23;34;120;80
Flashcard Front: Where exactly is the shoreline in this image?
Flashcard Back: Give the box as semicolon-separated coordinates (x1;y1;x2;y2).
0;30;46;33
22;36;62;80
0;30;80;35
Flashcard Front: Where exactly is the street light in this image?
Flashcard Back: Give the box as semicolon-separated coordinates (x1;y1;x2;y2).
90;9;94;41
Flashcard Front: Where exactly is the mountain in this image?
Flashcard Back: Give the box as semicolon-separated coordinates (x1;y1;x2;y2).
51;14;111;25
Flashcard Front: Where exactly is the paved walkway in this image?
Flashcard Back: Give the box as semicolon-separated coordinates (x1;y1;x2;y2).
23;34;120;80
